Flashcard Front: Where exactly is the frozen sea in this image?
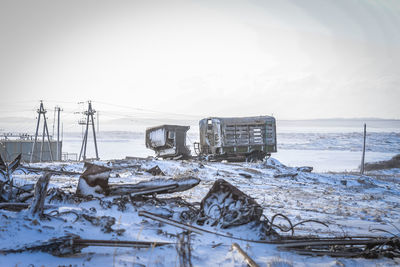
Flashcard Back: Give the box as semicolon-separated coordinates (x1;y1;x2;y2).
62;119;400;172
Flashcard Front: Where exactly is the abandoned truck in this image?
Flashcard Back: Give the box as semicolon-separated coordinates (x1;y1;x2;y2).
196;116;277;161
145;125;191;159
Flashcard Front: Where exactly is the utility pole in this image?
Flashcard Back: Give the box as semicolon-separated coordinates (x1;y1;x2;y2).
78;101;99;161
30;101;54;163
52;107;56;137
360;123;367;175
56;106;62;161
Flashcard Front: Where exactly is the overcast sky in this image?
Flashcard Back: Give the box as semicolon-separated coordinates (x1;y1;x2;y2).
1;0;400;120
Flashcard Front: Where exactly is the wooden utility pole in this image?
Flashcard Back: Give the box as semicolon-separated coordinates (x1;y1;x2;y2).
30;101;54;163
56;106;62;161
78;101;99;161
360;123;366;175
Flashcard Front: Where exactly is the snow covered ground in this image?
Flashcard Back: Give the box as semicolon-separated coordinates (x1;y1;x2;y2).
1;119;399;266
1;157;400;266
62;121;400;172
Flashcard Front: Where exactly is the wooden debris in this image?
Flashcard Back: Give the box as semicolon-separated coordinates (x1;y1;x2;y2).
231;243;259;267
29;172;52;218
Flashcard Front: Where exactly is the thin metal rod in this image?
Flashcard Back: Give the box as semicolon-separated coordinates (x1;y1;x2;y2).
231;243;259;267
139;211;204;234
128;184;178;197
74;239;172;248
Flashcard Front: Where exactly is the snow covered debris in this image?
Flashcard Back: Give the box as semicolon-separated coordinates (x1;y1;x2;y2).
197;179;263;229
76;162;111;196
1;157;400;266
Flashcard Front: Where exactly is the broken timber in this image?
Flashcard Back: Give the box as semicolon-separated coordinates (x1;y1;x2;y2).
29;172;52;218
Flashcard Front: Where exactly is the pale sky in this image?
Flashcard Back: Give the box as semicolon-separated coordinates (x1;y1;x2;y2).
1;0;400;120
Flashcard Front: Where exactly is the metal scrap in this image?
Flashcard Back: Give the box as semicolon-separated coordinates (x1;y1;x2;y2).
145;125;191;159
196;179;263;228
108;176;201;196
0;234;173;256
146;165;165;176
76;162;111;196
0;154;21;201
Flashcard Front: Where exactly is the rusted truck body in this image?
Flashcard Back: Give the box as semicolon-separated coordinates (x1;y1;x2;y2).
197;116;277;161
145;125;191;159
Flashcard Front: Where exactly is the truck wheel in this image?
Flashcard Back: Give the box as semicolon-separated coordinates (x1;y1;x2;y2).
246;151;266;162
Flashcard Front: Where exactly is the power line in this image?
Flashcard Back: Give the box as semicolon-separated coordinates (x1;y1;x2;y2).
94;101;203;119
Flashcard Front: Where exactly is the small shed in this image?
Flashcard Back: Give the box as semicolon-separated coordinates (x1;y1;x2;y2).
145;125;191;159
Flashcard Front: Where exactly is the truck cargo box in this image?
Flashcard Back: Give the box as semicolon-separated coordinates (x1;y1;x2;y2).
198;116;276;161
